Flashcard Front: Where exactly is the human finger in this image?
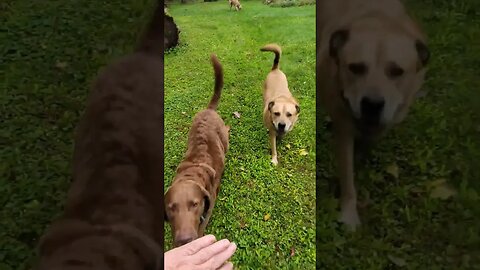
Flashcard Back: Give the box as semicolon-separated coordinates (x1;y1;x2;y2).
181;235;217;255
191;258;215;270
192;239;231;264
217;262;234;270
209;242;237;269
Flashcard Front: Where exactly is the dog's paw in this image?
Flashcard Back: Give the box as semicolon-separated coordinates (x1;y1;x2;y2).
338;206;361;231
271;157;278;166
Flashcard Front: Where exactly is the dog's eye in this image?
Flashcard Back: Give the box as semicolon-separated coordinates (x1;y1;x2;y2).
286;113;292;117
192;202;199;207
274;112;280;116
387;65;404;78
348;63;367;75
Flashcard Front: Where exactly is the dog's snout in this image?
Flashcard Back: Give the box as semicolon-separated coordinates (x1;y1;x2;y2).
360;96;385;120
175;235;195;247
278;123;286;131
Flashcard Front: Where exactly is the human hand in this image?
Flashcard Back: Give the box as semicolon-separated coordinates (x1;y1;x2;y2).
164;235;237;270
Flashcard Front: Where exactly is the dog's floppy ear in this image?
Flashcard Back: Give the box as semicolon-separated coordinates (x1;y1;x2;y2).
295;104;300;114
415;40;430;67
329;29;349;59
196;183;211;218
268;101;275;111
164;189;170;222
203;194;211;218
188;180;211;218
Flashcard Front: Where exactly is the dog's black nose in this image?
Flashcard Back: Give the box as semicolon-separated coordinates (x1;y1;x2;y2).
278;123;286;131
360;96;385;122
175;236;194;247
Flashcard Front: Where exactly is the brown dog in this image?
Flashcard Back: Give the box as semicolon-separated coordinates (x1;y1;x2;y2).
165;54;229;247
317;0;430;230
34;3;165;270
261;44;300;166
229;0;242;11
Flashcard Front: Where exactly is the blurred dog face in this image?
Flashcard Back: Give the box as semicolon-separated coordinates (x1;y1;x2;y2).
329;18;429;131
268;100;300;135
164;180;210;247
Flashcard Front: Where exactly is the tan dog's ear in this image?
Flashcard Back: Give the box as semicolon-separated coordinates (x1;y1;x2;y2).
295;104;300;114
415;40;430;67
329;29;349;59
268;101;275;111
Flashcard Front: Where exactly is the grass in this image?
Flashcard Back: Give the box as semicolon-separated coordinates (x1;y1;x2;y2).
163;1;315;269
316;0;480;268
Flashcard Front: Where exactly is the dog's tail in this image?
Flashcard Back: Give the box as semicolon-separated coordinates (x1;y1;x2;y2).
207;54;224;110
135;1;163;55
260;43;282;70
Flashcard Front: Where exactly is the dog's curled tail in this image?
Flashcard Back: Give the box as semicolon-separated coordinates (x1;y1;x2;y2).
135;0;163;55
260;43;282;70
207;54;224;110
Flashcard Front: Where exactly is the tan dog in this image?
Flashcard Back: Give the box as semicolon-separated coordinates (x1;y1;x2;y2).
317;0;430;230
261;44;300;165
165;54;229;247
229;0;242;11
34;3;165;269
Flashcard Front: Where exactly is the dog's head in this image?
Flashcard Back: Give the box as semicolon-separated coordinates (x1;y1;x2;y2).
329;17;429;132
268;98;300;135
164;180;211;247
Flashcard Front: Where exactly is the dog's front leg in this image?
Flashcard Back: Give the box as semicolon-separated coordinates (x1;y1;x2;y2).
335;128;360;230
269;130;278;165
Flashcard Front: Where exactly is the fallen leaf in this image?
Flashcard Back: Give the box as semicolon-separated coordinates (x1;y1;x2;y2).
430;183;457;200
240;221;247;229
386;163;399;179
181;111;187;115
55;61;68;69
388;254;407;267
290;246;295;257
286;144;291;149
233;111;241;119
426;179;447;189
263;213;271;221
299;149;308;156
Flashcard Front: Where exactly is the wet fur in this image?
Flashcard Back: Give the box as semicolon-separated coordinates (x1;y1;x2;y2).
165;55;229;247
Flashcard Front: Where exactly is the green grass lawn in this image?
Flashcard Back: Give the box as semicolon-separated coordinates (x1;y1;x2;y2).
164;1;316;269
316;0;480;268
